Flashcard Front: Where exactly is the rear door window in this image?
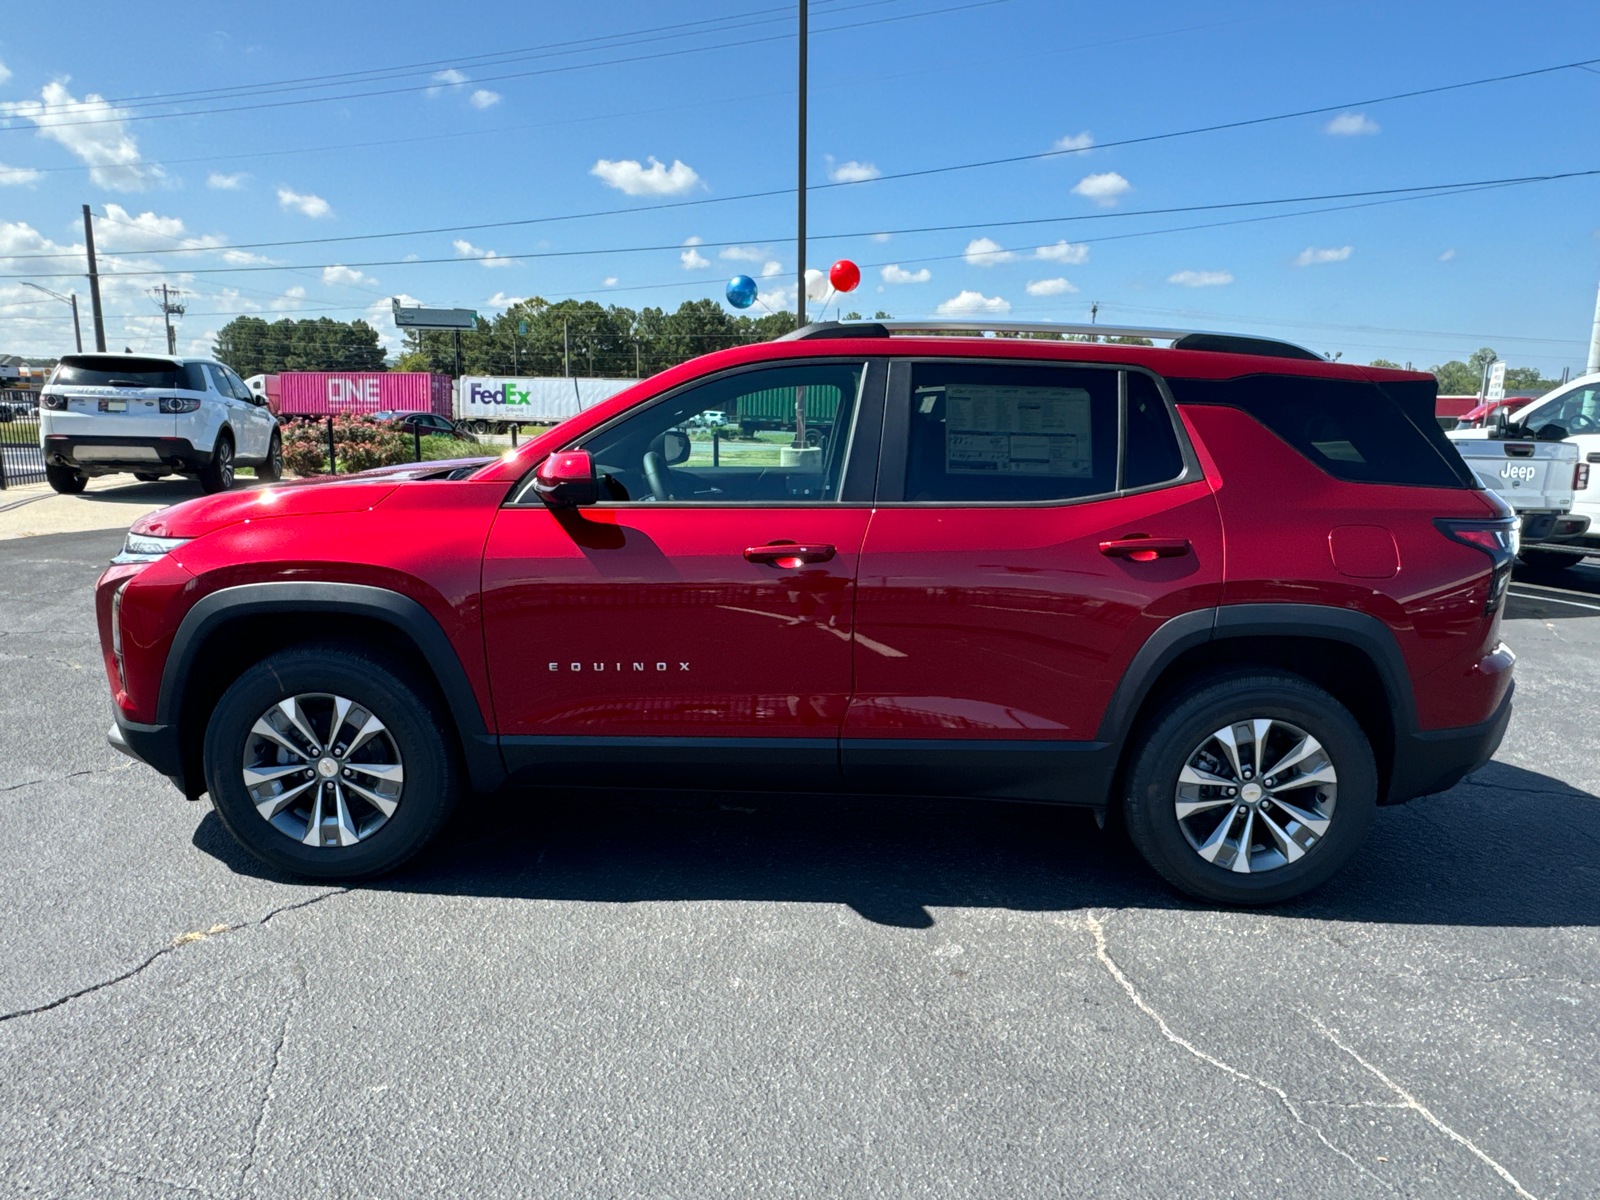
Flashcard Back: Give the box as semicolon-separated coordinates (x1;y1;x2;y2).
895;362;1118;502
1123;371;1186;489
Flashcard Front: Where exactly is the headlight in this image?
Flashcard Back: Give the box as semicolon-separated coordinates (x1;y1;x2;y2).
112;532;190;564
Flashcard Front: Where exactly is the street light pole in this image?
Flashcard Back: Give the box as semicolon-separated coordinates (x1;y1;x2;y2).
796;0;807;332
21;282;84;353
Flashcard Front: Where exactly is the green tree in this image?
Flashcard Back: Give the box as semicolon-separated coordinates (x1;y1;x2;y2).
214;316;384;375
1368;358;1402;369
1430;360;1481;394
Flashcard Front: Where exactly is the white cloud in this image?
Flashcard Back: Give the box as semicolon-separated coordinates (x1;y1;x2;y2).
277;186;331;218
1439;249;1457;262
826;156;880;183
1292;245;1353;267
483;291;526;309
323;265;377;287
590;156;700;196
206;171;248;190
603;276;618;286
0;59;11;84
96;203;202;251
719;245;765;262
680;236;709;270
1168;269;1234;287
872;232;892;243
0;81;164;192
0;161;43;186
1034;240;1088;264
1026;277;1077;296
964;237;1015;266
881;264;931;285
937;290;1010;315
453;238;518;267
761;260;782;277
272;286;308;312
1054;131;1093;152
469;89;500;109
427;69;469;97
1326;112;1379;136
1072;171;1130;205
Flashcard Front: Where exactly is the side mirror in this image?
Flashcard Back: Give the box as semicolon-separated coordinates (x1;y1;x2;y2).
660;429;691;465
1490;405;1511;438
533;450;598;508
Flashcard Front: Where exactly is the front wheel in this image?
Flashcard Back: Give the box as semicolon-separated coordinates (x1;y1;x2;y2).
46;463;87;494
256;431;283;482
1122;671;1377;905
203;644;460;880
198;432;234;493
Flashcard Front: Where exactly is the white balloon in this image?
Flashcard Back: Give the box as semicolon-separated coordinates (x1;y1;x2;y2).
804;268;830;301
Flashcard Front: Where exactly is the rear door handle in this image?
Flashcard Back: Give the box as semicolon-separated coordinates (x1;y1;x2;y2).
1099;536;1192;561
745;542;836;566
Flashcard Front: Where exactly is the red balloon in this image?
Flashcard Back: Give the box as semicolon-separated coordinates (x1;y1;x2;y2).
828;259;861;293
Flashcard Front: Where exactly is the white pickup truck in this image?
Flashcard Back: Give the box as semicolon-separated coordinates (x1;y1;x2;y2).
1448;389;1593;569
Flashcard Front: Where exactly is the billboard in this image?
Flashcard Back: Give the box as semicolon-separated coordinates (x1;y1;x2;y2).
457;376;639;423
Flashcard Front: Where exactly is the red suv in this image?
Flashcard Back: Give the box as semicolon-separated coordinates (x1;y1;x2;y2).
97;322;1515;904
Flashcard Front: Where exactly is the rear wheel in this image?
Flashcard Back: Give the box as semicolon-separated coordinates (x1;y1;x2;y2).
1122;671;1377;905
255;431;283;482
1520;547;1587;570
45;464;87;494
198;432;234;493
203;644;460;880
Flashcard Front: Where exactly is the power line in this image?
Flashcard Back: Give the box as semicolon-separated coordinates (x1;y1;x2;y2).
0;0;1005;131
9;166;1593;281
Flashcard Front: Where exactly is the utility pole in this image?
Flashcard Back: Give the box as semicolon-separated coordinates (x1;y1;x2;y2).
634;336;641;377
563;317;570;377
82;204;106;351
21;282;83;353
1587;277;1600;376
796;0;807;332
151;283;184;355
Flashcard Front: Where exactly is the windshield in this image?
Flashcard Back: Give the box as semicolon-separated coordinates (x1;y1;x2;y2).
50;356;206;390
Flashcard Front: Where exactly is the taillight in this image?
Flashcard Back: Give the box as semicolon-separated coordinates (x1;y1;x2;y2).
1434;518;1516;614
41;393;67;410
159;396;201;414
1577;463;1591;491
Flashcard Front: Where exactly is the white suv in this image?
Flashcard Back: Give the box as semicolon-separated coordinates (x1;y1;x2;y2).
39;353;281;494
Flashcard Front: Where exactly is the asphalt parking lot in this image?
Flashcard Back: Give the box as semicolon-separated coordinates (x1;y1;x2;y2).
2;526;1597;1199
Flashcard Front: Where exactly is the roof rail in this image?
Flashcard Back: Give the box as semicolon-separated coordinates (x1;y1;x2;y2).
779;319;1323;361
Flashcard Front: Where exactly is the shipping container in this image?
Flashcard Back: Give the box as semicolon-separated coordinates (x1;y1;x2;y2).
455;376;639;430
735;383;842;437
266;372;452;418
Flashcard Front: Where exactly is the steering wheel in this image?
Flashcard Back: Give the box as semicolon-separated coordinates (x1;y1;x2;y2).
642;450;672;501
1569;413;1597;434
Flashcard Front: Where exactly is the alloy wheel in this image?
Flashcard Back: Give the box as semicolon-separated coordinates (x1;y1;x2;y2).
241;693;404;847
1173;717;1337;874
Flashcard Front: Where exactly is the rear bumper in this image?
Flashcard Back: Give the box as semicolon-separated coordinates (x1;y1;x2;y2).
1385;682;1513;804
108;713;189;795
45;434;210;473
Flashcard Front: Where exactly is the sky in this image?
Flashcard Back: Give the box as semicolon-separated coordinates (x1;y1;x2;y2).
2;0;1599;373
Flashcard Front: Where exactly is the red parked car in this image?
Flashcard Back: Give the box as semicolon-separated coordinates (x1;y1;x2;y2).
98;322;1514;904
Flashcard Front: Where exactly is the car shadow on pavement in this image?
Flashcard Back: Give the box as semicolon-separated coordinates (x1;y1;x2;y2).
192;759;1600;929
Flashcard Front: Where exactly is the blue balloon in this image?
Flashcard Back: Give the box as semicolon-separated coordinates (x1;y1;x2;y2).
725;275;758;309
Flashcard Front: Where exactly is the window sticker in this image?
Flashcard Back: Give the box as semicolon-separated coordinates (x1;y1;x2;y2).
943;385;1093;477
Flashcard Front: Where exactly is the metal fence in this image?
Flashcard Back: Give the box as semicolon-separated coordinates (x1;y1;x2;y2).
0;390;45;489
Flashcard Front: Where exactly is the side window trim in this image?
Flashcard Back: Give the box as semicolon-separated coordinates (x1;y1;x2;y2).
871;357;1200;506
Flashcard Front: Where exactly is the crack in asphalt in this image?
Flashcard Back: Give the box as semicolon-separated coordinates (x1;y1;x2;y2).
1307;1012;1541;1200
238;963;305;1199
0;889;347;1024
1081;910;1396;1191
97;1163;223;1198
1;763;136;793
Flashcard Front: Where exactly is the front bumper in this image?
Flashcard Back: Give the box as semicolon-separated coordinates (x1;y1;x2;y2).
108;712;191;796
45;434;211;474
1385;682;1514;804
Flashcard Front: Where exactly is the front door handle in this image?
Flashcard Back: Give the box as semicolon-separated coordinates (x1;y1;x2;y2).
745;541;836;566
1099;536;1192;562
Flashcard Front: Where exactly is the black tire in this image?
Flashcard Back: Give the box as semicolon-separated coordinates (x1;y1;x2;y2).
255;431;284;482
45;463;87;494
1520;547;1587;570
1122;671;1378;905
198;431;234;493
203;644;461;880
133;472;163;482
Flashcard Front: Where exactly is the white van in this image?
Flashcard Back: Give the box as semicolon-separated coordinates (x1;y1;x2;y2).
38;353;281;494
